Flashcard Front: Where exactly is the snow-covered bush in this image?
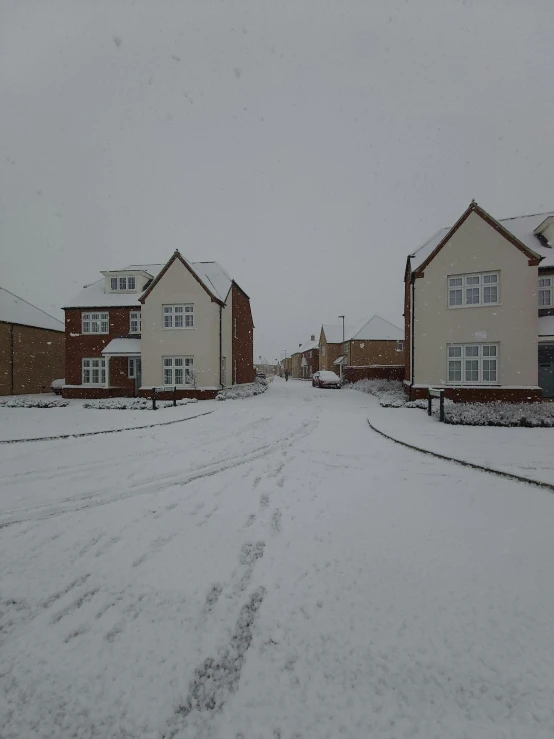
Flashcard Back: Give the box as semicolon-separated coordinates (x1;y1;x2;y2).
83;398;198;410
347;378;406;407
443;402;554;427
404;399;430;409
216;380;268;401
0;396;69;408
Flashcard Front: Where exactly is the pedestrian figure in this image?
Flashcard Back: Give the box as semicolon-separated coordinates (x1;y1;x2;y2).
285;370;289;381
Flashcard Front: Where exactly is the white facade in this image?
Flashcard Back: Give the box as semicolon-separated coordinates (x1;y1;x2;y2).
140;258;229;390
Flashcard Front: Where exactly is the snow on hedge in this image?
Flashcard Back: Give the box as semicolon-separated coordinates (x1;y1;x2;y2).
216;380;268;401
347;378;406;407
443;401;554;427
83;398;198;411
0;397;69;408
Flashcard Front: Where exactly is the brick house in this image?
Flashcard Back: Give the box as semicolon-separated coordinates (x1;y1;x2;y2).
319;318;403;381
289;336;319;379
404;201;554;402
338;316;404;383
0;287;65;395
63;251;255;399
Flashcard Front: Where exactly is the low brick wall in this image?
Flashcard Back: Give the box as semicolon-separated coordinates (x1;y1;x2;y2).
63;386;134;399
344;365;404;384
404;384;542;404
138;388;219;401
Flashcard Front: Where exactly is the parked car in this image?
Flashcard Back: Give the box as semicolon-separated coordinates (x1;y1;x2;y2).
312;370;341;389
51;378;65;395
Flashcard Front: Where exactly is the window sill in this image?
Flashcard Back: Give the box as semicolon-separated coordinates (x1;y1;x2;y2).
445;383;500;387
162;327;195;331
447;303;501;310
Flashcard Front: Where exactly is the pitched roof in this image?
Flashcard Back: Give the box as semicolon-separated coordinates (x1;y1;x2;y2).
0;287;64;332
321;324;356;344
350;315;403;341
65;255;234;309
408;203;550;272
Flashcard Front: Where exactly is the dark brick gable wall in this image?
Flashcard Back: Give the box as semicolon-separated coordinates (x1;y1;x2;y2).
231;285;255;384
0;322;65;395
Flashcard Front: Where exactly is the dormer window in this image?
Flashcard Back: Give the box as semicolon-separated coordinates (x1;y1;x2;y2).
119;277;127;290
128;277;135;290
111;277;118;290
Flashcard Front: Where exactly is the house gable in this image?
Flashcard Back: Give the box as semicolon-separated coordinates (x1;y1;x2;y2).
140;251;224;306
412;201;541;279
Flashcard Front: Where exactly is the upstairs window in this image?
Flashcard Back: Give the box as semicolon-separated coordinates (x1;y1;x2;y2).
110;276;136;291
128;277;136;290
119;277;127;290
130;311;141;333
82;312;109;334
397;341;404;352
110;277;118;290
539;277;552;307
163;304;194;329
448;272;499;308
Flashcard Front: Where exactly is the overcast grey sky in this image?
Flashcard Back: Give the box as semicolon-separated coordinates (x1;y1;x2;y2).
1;0;553;361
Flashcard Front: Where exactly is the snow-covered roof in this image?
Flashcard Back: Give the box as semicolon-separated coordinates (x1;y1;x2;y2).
0;287;64;332
333;355;346;365
351;315;403;341
500;213;554;268
65;258;234;309
409;211;554;270
102;337;141;356
191;261;232;301
539;315;554;337
322;325;356;344
296;339;319;354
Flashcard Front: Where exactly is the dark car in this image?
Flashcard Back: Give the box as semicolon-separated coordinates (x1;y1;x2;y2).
312;370;341;389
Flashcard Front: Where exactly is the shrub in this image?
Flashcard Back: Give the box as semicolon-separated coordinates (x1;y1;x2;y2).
83;398;198;411
443;401;554;427
216;380;268;401
347;379;406;407
0;397;69;408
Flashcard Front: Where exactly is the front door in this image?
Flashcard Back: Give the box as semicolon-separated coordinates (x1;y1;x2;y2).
134;359;142;397
538;344;554;398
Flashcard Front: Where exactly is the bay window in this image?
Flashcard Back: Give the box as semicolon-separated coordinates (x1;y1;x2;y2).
447;344;498;384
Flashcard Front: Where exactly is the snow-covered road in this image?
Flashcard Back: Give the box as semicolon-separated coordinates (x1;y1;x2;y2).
2;379;554;739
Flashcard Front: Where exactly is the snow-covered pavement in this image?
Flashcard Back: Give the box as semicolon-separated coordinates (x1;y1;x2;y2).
2;378;554;739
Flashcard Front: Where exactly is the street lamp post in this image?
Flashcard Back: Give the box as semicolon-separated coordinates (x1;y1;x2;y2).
338;315;345;381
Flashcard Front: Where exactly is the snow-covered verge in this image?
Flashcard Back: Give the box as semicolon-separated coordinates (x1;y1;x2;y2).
347;378;405;407
83;398;198;410
0;396;68;408
0;396;216;442
366;395;554;486
216;380;268;401
443;401;554;427
2;379;554;738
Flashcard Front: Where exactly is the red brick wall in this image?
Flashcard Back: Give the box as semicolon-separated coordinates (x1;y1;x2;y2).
64;307;136;393
0;322;65;395
344;365;404;383
405;385;542;403
404;275;411;382
232;285;255;384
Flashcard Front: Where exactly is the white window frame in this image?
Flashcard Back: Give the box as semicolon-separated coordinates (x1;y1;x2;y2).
163;304;194;329
128;357;136;379
82;358;106;386
397;341;404;352
163;356;193;386
119;277;127;290
446;343;499;384
447;272;500;308
110;277;118;290
82;312;109;334
130;311;141;334
539;277;552;307
127;276;136;290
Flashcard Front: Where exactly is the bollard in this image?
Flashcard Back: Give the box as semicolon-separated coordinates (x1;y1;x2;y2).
428;394;432;416
439;393;445;423
152;387;157;410
173;386;177;407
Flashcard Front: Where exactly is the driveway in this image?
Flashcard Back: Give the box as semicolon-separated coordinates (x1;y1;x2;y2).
2;378;554;738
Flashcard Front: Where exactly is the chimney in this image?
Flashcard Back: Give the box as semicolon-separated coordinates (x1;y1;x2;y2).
310;335;315;341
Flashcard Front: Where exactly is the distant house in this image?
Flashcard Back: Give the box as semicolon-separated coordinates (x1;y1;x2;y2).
0;287;65;395
290;335;319;378
319;317;403;381
63;250;255;399
404;201;554;402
